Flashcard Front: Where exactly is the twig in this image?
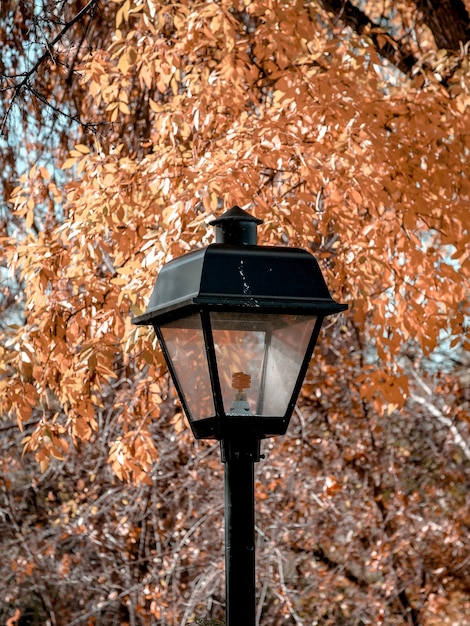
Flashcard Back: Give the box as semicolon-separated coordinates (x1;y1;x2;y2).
0;0;100;134
273;548;304;625
17;0;99;89
410;393;470;461
407;363;470;461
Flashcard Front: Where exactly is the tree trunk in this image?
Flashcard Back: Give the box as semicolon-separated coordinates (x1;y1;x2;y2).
319;0;418;74
417;0;470;50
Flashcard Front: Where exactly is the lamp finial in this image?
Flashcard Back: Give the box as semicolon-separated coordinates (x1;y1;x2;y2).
209;206;263;245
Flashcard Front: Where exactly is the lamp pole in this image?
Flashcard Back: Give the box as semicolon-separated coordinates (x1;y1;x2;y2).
224;446;256;625
220;437;261;626
132;206;348;625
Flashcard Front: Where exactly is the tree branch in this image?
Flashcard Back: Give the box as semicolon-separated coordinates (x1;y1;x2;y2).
416;0;470;50
406;362;470;461
17;0;99;89
410;392;470;461
29;86;102;132
319;0;419;75
0;0;100;135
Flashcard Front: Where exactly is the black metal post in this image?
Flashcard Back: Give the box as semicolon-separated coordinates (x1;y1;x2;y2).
222;438;260;626
225;458;256;626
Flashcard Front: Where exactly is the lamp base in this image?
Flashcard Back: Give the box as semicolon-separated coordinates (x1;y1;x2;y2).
220;437;263;463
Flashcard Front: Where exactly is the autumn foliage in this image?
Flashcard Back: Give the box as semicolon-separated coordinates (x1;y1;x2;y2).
0;0;469;624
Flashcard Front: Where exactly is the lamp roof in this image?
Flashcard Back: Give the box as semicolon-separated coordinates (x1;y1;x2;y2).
132;243;347;326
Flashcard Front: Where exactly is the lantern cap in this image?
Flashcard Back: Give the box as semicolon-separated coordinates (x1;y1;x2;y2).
209;206;263;245
132;243;347;326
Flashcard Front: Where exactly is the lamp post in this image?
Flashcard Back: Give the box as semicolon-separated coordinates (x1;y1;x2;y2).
133;206;347;625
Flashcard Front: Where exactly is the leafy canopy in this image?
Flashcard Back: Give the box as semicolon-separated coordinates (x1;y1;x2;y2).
0;0;469;624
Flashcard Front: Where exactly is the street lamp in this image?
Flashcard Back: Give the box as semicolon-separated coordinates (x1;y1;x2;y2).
133;206;347;625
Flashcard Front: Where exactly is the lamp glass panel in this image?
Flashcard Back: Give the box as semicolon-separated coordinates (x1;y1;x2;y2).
210;312;316;418
159;314;215;421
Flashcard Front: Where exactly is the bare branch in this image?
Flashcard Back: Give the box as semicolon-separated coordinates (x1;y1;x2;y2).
0;0;100;135
15;0;99;89
319;0;419;74
407;365;470;461
410;392;470;461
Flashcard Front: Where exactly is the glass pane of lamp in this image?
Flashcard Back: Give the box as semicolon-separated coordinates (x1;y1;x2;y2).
259;316;317;416
210;312;316;417
159;314;215;421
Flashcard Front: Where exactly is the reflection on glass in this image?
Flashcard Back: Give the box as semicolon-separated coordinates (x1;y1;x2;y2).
210;312;316;418
160;314;215;421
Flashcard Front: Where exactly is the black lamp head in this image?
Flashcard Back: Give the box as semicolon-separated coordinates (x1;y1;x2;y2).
132;207;347;442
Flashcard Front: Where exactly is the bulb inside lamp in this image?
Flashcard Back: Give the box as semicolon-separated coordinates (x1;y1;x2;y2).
228;372;252;415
